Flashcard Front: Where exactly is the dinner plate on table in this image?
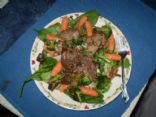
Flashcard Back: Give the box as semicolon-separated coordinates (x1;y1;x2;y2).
30;12;132;110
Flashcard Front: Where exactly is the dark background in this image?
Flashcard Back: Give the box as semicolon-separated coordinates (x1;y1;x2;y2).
0;0;156;117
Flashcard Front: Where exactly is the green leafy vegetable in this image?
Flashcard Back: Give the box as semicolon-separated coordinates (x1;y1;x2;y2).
65;88;104;104
96;75;111;93
65;87;79;100
95;48;107;57
19;67;50;97
74;38;83;45
95;48;110;73
81;25;87;36
69;17;76;28
42;50;48;58
75;90;82;102
99;62;105;73
69;73;82;87
79;74;91;85
40;71;51;82
78;92;104;103
104;60;119;73
95;54;110;63
75;10;100;26
65;38;83;48
37;23;60;42
47;40;56;50
19;57;57;97
39;57;57;70
49;74;64;82
124;58;130;68
64;72;104;104
69;10;99;28
101;24;112;38
65;39;74;48
19;77;35;97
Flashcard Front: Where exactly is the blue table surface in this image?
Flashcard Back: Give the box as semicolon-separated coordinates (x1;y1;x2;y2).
0;0;156;117
0;0;55;54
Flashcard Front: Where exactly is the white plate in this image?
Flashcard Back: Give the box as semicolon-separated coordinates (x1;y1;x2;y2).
30;12;132;110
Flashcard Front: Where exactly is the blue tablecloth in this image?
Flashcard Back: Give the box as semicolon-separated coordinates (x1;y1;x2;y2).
0;0;156;117
0;0;55;54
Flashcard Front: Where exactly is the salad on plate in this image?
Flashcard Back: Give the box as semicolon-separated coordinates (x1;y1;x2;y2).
19;10;131;106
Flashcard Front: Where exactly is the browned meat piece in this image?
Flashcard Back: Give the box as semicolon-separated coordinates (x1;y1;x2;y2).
92;31;106;46
48;82;59;91
61;49;80;72
73;65;83;73
56;28;80;54
80;57;97;82
87;45;98;53
55;40;63;54
61;76;72;85
61;47;97;82
59;28;80;40
55;40;69;54
84;31;106;53
59;30;105;82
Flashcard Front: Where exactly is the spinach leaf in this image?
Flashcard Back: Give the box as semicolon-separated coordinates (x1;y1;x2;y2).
69;18;76;28
124;58;130;68
74;90;104;104
96;75;111;93
95;47;107;57
81;25;87;36
65;86;79;100
119;58;130;68
79;74;91;86
39;57;57;70
101;24;112;38
75;10;100;26
18;77;34;97
65;88;104;104
70;73;82;87
18;67;50;97
19;57;57;97
105;60;119;72
99;62;105;73
95;53;110;63
79;93;104;104
42;50;48;58
40;71;51;82
95;48;110;73
65;38;83;48
65;40;74;48
47;40;56;50
49;74;64;83
74;38;83;45
37;23;60;42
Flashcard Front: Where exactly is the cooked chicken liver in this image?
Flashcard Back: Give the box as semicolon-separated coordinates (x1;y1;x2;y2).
59;28;80;40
